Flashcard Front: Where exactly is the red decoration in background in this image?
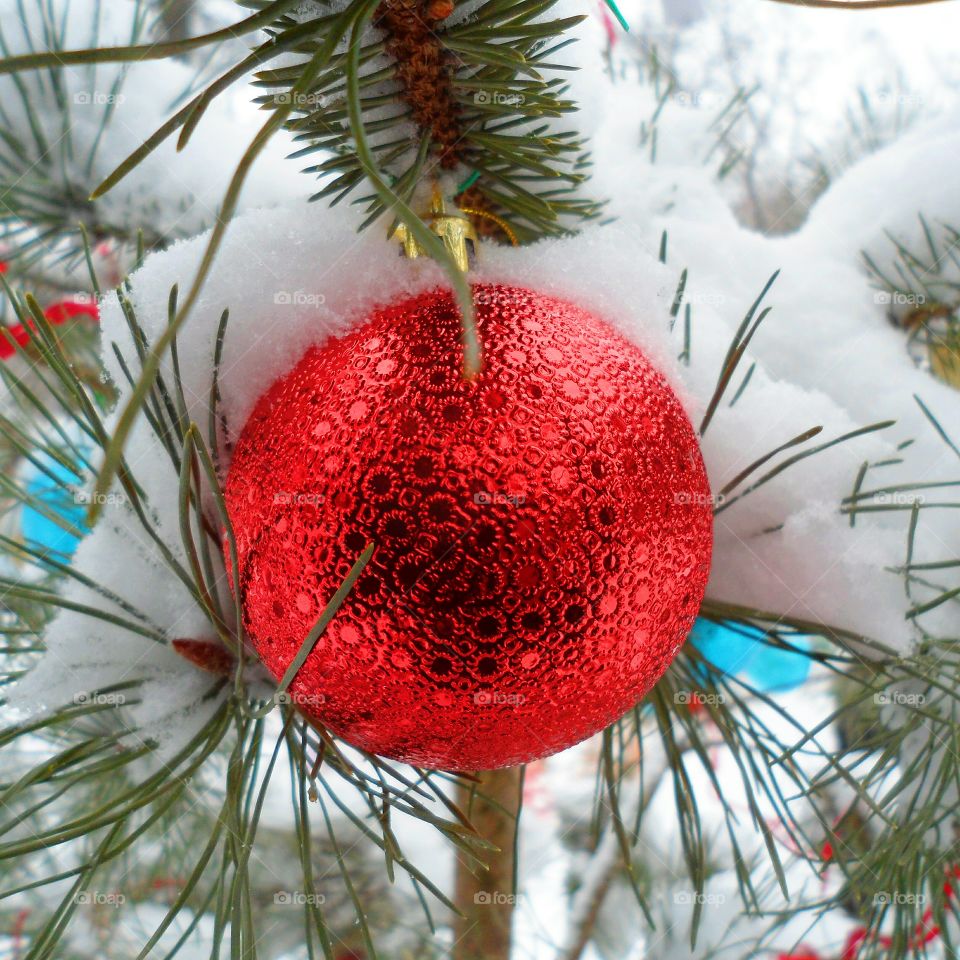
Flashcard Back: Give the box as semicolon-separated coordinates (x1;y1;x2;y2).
838;865;960;960
597;0;619;48
43;299;99;325
225;284;712;769
0;298;99;360
11;909;29;960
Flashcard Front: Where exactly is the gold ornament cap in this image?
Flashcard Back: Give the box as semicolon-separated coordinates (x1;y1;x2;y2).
390;190;479;273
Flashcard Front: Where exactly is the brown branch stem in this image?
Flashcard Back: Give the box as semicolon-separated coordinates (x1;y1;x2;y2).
452;767;523;960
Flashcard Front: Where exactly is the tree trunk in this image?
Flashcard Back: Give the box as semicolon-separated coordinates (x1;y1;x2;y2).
452;767;523;960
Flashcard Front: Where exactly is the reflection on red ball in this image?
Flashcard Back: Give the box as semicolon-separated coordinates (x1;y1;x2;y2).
225;284;712;769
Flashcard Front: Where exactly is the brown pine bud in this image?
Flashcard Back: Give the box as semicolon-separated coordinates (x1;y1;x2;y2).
172;638;236;677
426;0;454;20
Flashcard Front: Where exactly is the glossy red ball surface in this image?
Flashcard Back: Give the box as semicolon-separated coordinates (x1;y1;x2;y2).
225;284;712;769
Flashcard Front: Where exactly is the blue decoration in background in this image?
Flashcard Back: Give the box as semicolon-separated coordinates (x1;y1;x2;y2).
690;618;812;693
20;451;88;562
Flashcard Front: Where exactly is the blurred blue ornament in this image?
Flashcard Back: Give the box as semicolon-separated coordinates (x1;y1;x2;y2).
20;451;88;561
689;618;812;693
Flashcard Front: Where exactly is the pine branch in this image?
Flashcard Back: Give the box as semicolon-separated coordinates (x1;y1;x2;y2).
864;217;960;391
0;255;501;957
0;3;192;268
0;0;604;500
0;7;958;956
0;0;601;244
3;253;959;958
245;0;601;239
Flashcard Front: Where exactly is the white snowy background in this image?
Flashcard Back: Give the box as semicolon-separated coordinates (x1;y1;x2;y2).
3;0;960;957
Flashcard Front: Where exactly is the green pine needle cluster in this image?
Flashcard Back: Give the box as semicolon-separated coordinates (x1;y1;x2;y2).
244;0;600;240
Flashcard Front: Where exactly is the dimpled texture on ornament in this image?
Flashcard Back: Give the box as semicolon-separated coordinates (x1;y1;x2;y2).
225;284;712;770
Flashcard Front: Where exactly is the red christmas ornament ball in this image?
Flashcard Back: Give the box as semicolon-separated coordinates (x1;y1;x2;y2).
225;283;712;770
